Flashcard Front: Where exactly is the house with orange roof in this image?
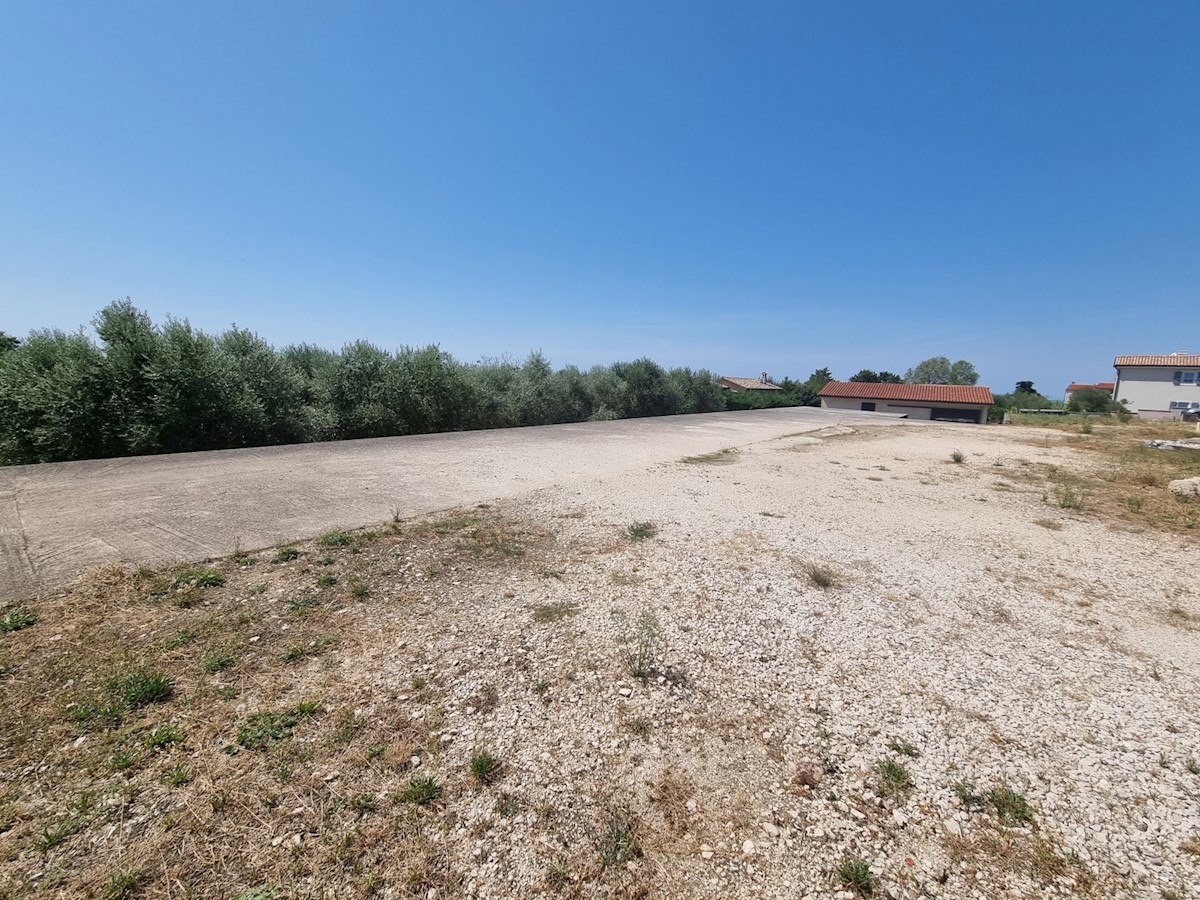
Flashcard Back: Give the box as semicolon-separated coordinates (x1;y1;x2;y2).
817;381;993;423
1063;381;1114;404
1113;353;1200;419
717;375;783;392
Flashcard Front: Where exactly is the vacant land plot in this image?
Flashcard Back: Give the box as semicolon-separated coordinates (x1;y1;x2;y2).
1;421;1198;899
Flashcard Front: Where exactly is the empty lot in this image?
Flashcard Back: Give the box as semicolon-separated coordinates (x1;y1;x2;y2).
1;418;1198;898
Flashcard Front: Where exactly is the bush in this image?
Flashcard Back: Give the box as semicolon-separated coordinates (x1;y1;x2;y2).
0;301;752;465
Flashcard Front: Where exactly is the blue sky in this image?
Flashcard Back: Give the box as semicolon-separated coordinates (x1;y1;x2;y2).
2;1;1197;395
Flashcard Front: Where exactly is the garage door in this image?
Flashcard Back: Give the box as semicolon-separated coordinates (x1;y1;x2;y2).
929;407;980;424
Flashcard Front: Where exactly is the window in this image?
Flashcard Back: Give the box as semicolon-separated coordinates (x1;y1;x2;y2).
1184;372;1197;385
861;402;876;411
1174;371;1184;385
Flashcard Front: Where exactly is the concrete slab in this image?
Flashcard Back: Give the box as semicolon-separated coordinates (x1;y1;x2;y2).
0;407;914;599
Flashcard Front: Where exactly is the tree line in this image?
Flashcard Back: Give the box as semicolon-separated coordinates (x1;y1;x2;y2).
0;301;826;466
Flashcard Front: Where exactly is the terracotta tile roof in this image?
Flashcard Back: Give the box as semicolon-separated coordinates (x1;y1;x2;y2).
1114;355;1200;367
818;381;994;405
1065;382;1114;392
718;376;782;391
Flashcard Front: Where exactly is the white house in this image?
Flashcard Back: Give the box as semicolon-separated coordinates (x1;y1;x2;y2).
1113;354;1200;419
818;382;993;423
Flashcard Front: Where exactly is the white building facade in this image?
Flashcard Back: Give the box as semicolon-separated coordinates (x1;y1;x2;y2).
1113;354;1200;419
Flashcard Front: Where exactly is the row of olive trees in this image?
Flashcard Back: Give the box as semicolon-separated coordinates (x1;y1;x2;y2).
0;301;733;465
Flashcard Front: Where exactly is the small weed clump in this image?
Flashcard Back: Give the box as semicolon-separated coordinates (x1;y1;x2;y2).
272;547;301;563
316;574;337;587
1;609;37;632
837;855;873;895
469;750;501;784
164;628;200;650
147;724;186;749
165;765;189;786
236;702;318;750
808;565;838;589
398;774;442;805
174;567;225;588
287;595;320;615
203;651;235;673
108;671;173;708
1053;480;1087;510
951;450;966;464
319;530;353;547
613;608;662;680
102;869;143;900
874;758;914;799
987;785;1034;823
350;580;370;599
886;739;920;758
36;816;84;850
626;522;658;542
953;778;985;810
596;807;642;866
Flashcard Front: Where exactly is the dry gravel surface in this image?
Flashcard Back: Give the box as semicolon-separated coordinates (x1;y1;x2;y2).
2;422;1199;899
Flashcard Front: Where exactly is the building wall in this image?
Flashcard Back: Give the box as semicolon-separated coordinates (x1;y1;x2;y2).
820;397;987;423
1115;366;1200;416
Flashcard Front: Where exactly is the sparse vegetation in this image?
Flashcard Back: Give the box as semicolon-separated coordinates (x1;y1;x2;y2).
886;738;919;758
679;447;737;465
874;758;913;799
613;608;662;680
626;521;658;541
596;807;642;866
951;449;965;464
147;724;185;749
102;869;143;899
203;651;235;673
236;702;318;750
398;773;442;806
953;779;985;810
837;855;874;895
0;608;36;632
469;750;501;784
319;530;352;547
987;785;1034;824
173;567;225;588
272;547;301;563
531;601;579;623
808;565;838;589
108;671;173;708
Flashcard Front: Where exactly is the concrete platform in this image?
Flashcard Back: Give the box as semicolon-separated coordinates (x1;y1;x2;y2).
0;407;910;599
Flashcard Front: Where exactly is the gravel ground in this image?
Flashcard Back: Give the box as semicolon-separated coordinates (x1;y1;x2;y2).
3;421;1198;899
353;423;1200;898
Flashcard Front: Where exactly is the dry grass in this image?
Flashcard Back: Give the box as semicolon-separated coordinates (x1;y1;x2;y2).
0;508;546;899
679;447;738;465
1004;420;1200;538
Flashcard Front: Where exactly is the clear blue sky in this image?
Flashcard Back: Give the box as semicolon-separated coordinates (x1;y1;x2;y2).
2;1;1197;395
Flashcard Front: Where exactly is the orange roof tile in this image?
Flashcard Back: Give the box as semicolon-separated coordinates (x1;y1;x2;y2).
817;381;994;405
1114;355;1200;367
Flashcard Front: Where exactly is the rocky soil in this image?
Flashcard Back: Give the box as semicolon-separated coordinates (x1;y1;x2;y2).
1;422;1198;899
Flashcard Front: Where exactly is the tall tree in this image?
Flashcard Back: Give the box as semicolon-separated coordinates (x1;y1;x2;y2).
0;331;20;353
1015;380;1035;394
805;367;834;390
904;357;979;385
878;371;903;383
849;369;880;383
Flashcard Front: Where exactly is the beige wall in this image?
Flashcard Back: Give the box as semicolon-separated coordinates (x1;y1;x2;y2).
820;396;986;423
1114;366;1200;416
